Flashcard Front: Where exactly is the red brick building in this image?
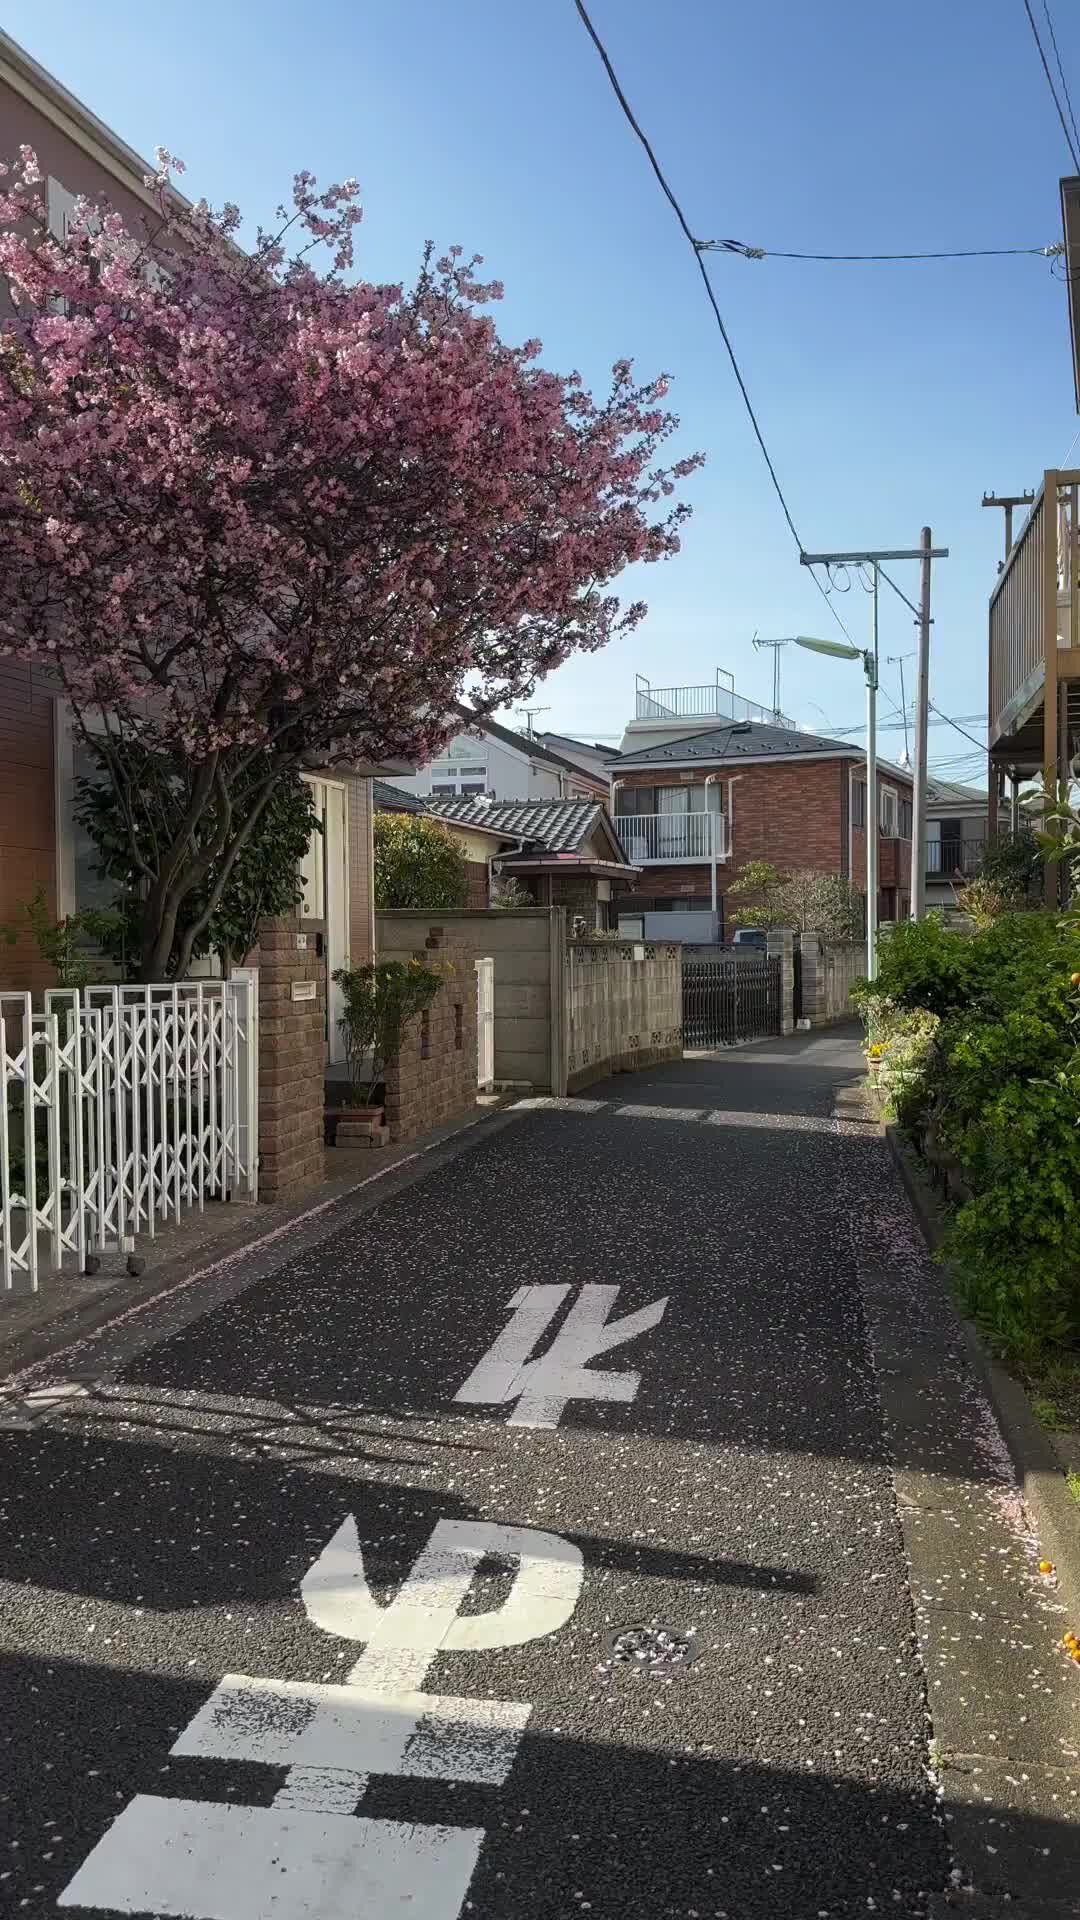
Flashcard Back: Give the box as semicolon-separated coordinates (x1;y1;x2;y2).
611;718;913;940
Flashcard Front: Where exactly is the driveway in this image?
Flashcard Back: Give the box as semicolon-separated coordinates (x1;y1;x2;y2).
1;1027;1077;1919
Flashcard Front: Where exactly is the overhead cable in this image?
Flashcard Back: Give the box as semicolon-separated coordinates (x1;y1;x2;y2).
1022;0;1080;171
702;237;1063;263
572;0;853;643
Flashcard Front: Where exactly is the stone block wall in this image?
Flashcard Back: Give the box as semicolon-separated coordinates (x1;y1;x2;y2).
766;927;795;1037
382;926;479;1144
256;907;326;1199
377;909;558;1090
798;935;865;1026
564;940;682;1093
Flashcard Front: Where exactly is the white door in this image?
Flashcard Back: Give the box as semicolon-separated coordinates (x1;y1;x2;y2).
301;778;350;1066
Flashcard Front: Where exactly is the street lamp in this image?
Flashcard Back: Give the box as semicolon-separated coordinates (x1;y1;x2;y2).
794;620;880;982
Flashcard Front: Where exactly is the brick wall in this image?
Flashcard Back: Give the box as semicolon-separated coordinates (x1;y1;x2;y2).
256;907;326;1199
548;872;603;923
465;860;489;910
621;760;849;915
0;664;57;992
382;926;478;1143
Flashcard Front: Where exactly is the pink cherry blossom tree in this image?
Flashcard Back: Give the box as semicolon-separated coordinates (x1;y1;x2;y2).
0;148;700;979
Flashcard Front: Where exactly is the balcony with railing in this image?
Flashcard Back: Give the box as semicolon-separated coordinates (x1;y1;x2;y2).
633;672;795;731
617;811;729;864
988;468;1080;770
926;837;986;877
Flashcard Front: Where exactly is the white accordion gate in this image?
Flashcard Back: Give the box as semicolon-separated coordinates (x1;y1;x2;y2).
0;979;258;1294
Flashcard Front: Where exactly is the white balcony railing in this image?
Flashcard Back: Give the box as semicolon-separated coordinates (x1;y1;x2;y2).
617;811;728;864
634;678;795;729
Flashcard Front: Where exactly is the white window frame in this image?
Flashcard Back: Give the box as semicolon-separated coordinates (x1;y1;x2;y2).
879;783;899;837
427;756;489;797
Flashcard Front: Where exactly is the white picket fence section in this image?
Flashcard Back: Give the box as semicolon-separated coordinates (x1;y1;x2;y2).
0;979;258;1294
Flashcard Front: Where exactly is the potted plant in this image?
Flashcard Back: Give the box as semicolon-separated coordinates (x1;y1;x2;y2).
328;959;443;1146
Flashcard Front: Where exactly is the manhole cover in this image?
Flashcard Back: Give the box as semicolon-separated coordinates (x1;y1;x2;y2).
601;1623;699;1673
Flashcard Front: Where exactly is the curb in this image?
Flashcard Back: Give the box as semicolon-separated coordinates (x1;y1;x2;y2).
885;1120;1080;1623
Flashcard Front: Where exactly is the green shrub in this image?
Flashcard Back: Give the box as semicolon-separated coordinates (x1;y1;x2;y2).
858;908;1080;1362
332;959;444;1106
373;813;468;911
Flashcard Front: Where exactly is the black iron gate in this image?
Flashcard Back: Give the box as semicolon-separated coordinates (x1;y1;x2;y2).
682;953;781;1048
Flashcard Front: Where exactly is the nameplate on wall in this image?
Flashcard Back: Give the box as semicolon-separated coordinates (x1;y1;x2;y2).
291;979;317;1002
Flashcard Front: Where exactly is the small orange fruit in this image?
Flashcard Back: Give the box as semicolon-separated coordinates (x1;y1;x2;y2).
1039;1560;1055;1575
1072;973;1080;987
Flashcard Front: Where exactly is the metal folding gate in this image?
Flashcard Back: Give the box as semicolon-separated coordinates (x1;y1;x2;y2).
1;979;258;1294
682;953;781;1048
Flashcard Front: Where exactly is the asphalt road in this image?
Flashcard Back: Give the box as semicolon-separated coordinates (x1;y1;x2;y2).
0;1031;1070;1918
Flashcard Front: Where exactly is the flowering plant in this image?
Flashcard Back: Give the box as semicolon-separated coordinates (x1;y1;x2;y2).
0;147;700;978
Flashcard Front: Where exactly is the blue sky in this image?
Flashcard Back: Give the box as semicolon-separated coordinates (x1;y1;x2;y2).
7;0;1080;775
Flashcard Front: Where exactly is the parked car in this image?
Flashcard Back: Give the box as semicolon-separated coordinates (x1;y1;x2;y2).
731;928;767;952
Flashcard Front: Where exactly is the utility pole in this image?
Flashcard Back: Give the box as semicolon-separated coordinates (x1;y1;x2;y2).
800;534;948;923
981;490;1034;567
866;569;879;981
910;529;933;923
516;706;550;740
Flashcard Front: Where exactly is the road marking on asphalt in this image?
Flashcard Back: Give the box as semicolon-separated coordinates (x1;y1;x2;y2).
58;1516;584;1920
454;1282;669;1428
58;1796;480;1920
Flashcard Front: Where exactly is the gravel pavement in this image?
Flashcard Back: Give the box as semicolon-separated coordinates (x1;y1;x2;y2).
1;1028;1078;1919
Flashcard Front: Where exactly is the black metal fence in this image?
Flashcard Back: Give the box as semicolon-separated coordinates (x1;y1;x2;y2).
682;953;781;1048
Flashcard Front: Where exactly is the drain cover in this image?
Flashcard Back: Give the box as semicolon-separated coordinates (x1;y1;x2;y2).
601;1622;698;1673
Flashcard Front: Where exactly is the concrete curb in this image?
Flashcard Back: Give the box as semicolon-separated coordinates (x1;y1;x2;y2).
885;1120;1080;1624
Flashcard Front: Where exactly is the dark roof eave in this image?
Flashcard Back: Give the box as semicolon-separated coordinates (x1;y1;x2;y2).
500;857;641;878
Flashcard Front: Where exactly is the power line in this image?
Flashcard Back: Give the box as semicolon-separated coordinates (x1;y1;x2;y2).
1042;0;1080;160
928;702;989;753
704;237;1060;263
572;0;853;644
1022;0;1080;171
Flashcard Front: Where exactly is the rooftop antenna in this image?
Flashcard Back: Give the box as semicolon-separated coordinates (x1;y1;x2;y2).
886;652;916;764
516;706;550;739
751;634;794;719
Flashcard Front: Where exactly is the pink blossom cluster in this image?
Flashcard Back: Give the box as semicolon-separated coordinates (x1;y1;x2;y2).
0;149;702;772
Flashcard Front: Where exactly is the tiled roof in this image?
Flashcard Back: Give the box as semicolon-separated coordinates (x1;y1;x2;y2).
426;796;604;854
614;721;857;765
926;775;987;805
372;780;429;815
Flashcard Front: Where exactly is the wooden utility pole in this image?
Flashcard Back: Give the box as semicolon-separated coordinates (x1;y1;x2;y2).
910;529;933;922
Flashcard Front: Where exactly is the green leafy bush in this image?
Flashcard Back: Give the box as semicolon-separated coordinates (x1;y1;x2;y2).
374;812;468;911
332;959;444;1106
859;907;1080;1361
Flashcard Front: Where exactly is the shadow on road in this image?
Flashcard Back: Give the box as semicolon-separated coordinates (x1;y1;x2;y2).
3;1643;1076;1917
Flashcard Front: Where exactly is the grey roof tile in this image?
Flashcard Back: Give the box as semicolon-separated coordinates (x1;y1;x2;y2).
426;796;603;854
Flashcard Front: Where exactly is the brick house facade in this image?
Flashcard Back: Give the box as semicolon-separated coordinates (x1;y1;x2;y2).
0;32;195;990
611;723;913;938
